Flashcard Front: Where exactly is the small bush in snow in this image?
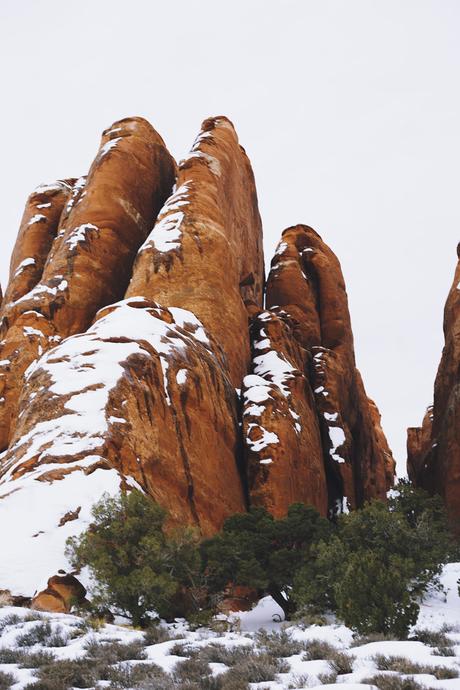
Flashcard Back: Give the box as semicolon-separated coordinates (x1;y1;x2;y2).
106;661;168;689
0;613;21;632
173;656;213;684
350;632;397;646
222;652;289;683
317;671;338;684
0;671;16;690
373;654;458;679
410;627;452;648
199;642;255;666
169;641;198;657
362;675;434;690
25;658;102;689
143;622;176;645
254;628;306;657
328;650;355;674
0;647;57;670
16;621;47;645
302;638;338;660
83;637;148;664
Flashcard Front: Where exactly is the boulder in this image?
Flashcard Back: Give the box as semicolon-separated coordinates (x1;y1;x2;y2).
31;572;87;613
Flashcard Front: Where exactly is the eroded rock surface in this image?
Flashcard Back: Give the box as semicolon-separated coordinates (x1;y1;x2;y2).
0;296;246;593
0;118;395;601
262;225;394;515
127;116;264;387
0;117;176;450
407;245;460;521
242;309;327;517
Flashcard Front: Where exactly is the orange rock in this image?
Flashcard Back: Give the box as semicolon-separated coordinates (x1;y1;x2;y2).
407;244;460;521
0;117;176;450
31;572;86;614
31;587;67;614
0;298;246;537
1;180;74;311
407;406;434;486
127;116;264;387
266;225;395;514
242;309;327;517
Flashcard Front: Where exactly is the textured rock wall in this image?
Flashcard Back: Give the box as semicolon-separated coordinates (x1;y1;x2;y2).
0;117;176;450
262;225;394;515
127;116;264;387
407;244;460;521
0;116;395;599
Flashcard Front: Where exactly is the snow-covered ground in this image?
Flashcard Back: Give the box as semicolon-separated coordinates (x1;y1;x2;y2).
1;563;460;689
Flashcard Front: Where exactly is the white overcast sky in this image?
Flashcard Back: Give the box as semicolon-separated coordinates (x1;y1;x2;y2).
1;0;459;473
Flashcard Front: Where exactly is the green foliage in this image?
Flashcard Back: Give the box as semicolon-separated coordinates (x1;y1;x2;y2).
202;503;331;618
293;482;456;637
66;490;203;626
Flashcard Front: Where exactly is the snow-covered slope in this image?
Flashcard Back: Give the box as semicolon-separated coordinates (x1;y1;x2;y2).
1;563;459;690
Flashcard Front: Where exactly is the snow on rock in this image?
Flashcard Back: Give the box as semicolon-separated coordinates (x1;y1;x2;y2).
0;297;247;588
242;310;328;517
1;562;460;689
0;466;123;595
139;181;191;254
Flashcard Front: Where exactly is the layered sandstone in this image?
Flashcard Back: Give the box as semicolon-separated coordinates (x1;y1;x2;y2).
242;309;327;517
407;245;460;520
0;117;176;450
0;116;396;601
258;225;394;515
127;116;264;386
1;180;75;310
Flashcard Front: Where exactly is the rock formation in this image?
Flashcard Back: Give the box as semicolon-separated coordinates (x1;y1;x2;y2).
254;225;395;516
127;116;264;386
407;244;460;521
0;116;395;600
0;117;176;450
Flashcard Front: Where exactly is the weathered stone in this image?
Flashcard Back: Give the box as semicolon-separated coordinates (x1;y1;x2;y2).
242;309;327;517
407;245;460;521
127;116;264;387
1;180;74;311
0;299;246;548
266;225;394;514
31;572;86;614
0;117;176;450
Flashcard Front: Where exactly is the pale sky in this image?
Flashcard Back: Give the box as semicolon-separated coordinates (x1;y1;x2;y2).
1;0;459;473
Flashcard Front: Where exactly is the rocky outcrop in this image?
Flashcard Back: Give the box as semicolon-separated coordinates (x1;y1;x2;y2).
257;225;394;516
0;298;246;543
1;180;75;309
32;573;87;613
0;117;176;450
0;117;395;601
407;245;460;521
127;116;264;387
242;308;327;517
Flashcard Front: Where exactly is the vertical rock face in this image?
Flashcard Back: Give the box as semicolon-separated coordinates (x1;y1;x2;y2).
1;180;75;309
242;308;327;517
258;225;394;515
0;117;176;450
127;116;264;387
0;116;395;599
408;245;460;520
